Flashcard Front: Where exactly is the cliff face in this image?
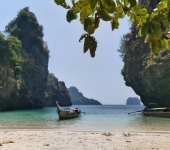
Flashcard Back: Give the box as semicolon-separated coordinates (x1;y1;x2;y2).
44;73;72;106
68;87;102;105
122;0;170;108
126;97;141;105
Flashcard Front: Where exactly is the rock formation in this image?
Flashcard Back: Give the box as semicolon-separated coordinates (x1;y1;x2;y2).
0;7;49;110
68;86;102;105
126;97;141;105
121;0;170;108
0;8;74;111
44;73;72;106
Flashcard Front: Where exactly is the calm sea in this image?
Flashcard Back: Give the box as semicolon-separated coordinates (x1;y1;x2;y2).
0;105;170;132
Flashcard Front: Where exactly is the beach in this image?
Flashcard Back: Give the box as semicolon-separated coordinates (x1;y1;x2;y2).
0;129;170;150
1;106;170;149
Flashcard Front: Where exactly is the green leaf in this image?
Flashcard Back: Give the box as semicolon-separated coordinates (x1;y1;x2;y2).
156;1;167;10
151;14;165;22
139;23;148;37
83;35;97;57
84;36;91;53
136;8;148;16
129;14;135;22
99;9;112;21
89;36;97;57
76;1;84;8
80;5;95;24
89;0;98;9
148;26;154;34
120;13;125;18
116;0;121;4
160;39;166;49
72;6;81;13
124;0;129;7
123;6;130;14
162;19;169;28
142;14;149;19
66;10;77;22
111;18;119;30
88;26;95;34
54;0;70;8
84;17;95;32
128;0;136;7
54;0;65;5
115;5;124;13
150;40;160;54
151;22;162;40
101;0;116;10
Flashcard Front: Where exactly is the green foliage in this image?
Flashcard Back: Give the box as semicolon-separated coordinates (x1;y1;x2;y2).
5;7;49;53
67;10;78;22
0;32;23;100
79;34;97;57
54;0;170;56
117;33;132;60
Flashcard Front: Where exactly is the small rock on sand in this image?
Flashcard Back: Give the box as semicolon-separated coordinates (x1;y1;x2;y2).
102;132;112;136
43;144;49;146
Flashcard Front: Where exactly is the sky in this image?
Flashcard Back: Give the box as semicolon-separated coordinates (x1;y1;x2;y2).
0;0;140;104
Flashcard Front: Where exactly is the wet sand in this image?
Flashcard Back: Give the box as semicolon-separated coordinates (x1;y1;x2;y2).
0;129;170;150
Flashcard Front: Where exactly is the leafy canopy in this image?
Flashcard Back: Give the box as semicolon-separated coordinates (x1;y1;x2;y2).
54;0;170;57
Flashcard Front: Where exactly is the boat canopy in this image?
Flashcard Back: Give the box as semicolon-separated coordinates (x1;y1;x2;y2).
70;108;78;111
150;107;167;110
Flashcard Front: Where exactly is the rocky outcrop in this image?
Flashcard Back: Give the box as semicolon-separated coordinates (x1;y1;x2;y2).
44;73;72;106
68;87;102;105
126;97;141;105
122;0;170;108
2;7;49;110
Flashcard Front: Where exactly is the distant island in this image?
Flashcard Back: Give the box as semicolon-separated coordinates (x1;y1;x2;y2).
126;97;141;105
68;87;102;105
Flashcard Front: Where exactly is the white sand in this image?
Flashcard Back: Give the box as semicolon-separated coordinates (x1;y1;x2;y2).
0;129;170;150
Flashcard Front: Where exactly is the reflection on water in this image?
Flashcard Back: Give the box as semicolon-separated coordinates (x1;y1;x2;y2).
0;105;170;131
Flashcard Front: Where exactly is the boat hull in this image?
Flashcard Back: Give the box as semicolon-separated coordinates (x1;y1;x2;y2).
58;111;80;120
143;112;170;118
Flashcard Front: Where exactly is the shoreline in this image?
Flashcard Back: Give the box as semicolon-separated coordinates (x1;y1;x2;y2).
0;129;170;150
2;128;170;133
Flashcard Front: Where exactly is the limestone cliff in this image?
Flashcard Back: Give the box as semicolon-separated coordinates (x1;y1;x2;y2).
126;97;141;105
68;87;102;105
0;7;49;110
121;0;170;108
44;73;72;106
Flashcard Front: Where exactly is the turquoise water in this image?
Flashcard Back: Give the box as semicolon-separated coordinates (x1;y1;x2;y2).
1;105;170;131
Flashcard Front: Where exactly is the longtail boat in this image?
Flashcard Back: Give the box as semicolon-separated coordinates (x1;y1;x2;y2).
56;101;81;120
143;107;170;118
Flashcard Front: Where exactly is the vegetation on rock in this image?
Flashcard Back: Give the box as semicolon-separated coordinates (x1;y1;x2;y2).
0;32;24;110
44;73;72;106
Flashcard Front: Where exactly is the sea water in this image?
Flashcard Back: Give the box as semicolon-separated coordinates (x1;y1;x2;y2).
0;105;170;132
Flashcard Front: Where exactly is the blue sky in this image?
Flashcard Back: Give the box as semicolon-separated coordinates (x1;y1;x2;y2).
0;0;140;104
